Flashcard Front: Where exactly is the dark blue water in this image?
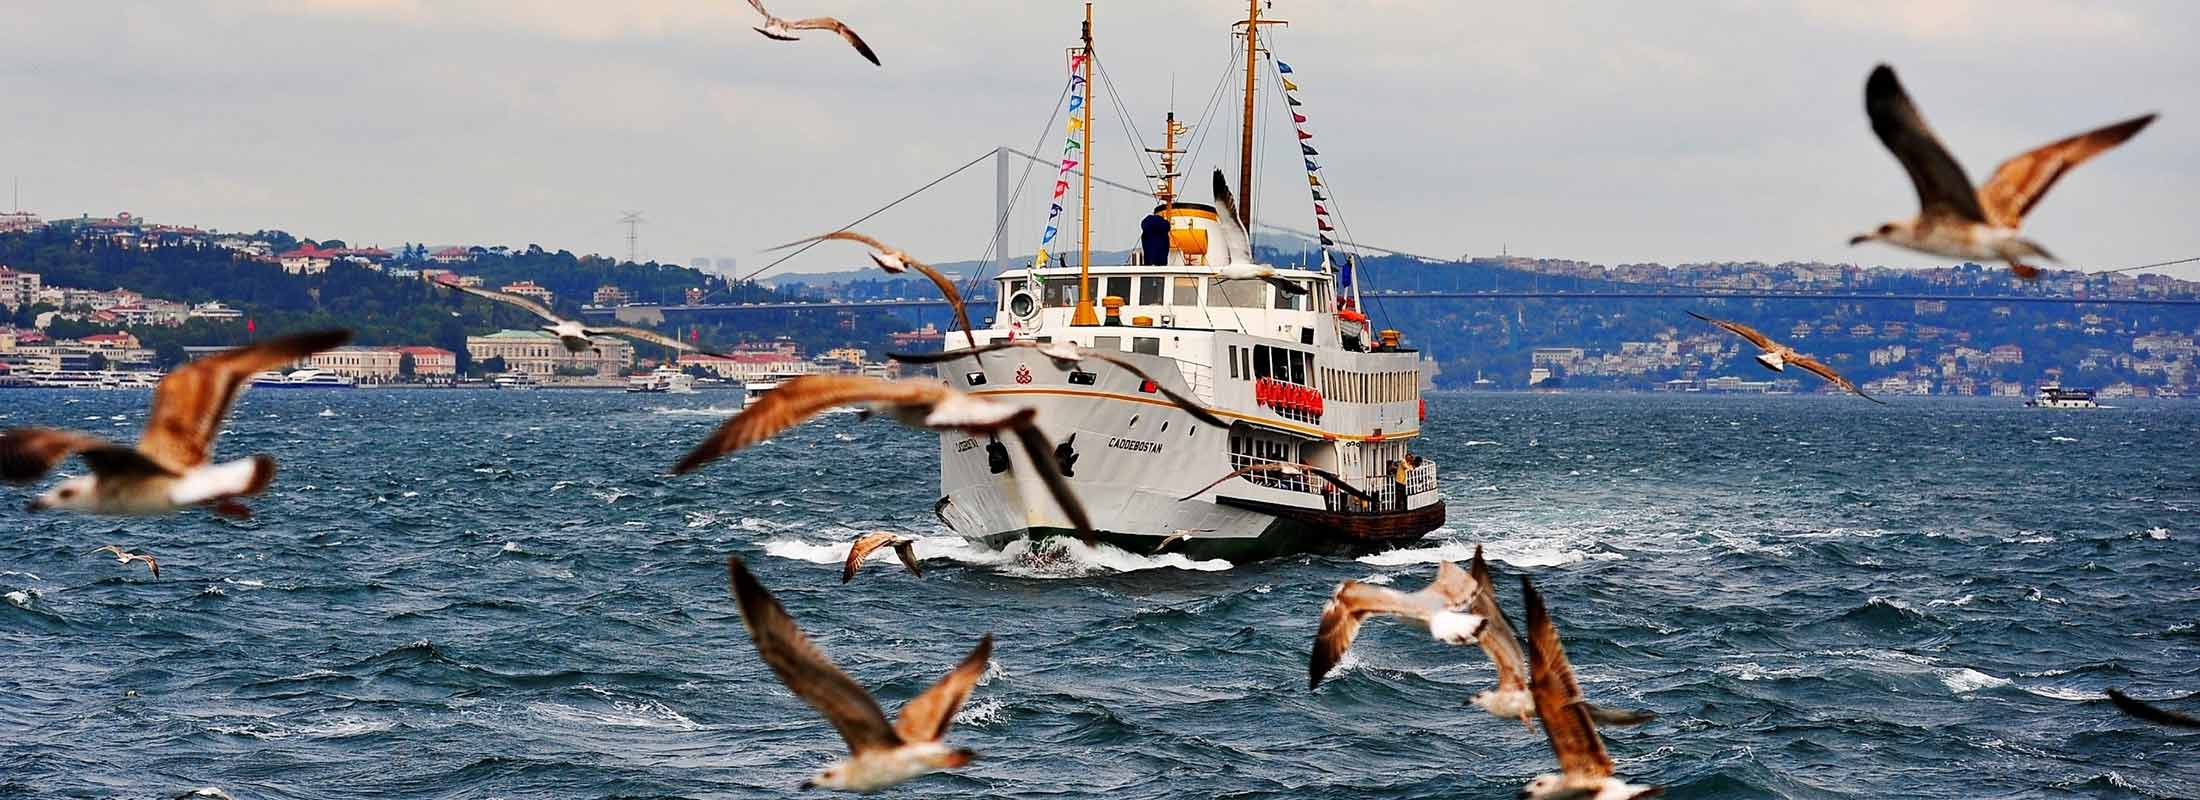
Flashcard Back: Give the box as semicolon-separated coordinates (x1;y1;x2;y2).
2;389;2196;799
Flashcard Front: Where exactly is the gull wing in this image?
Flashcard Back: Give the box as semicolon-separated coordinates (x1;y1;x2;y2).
769;230;891;255
673;375;943;474
1079;351;1228;428
1210;170;1254;265
0;428;132;483
787;17;880;66
727;556;902;755
901;258;978;350
2107;688;2200;729
1178;461;1373;503
1008;424;1095;539
1685;311;1774;352
1864;64;1988;223
1523;576;1615;781
746;0;774;20
1262;276;1310;296
892;634;992;743
1309;580;1441;689
1470;546;1528;693
139;330;352;471
892;539;923;578
842;532;899;584
1977;114;2155;228
589;325;706;354
1787;354;1884;404
446;282;564;325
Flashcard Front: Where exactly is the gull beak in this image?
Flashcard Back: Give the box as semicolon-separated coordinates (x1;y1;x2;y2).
797;781;815;791
1847;233;1871;246
25;499;45;512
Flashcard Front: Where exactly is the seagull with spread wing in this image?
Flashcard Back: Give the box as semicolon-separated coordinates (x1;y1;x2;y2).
1519;576;1662;800
1179;461;1374;503
1308;560;1486;690
728;556;986;792
775;231;976;350
1209;170;1309;296
1850;64;2155;280
438;282;715;357
744;0;880;66
842;532;922;584
672;375;1091;538
1686;311;1882;403
889;339;1226;429
1464;547;1654;728
3;330;351;518
89;545;161;579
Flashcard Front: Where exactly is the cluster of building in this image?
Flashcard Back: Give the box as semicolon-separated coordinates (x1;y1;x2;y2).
0;329;156;373
0;265;243;327
1485;257;2200;301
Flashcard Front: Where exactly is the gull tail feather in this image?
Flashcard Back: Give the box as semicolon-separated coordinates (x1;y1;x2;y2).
170;456;277;507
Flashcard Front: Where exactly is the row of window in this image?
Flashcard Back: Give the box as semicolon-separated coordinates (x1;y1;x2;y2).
1224;343;1418;405
1013;275;1329;314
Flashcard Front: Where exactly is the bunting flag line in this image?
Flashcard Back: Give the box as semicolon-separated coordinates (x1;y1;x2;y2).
1286;94;1302;106
1033;54;1088;271
1318;234;1334;247
1292;112;1307;124
1277;61;1293;74
1297;129;1313;141
1300;144;1318;157
1282;78;1299;91
1305;159;1319;172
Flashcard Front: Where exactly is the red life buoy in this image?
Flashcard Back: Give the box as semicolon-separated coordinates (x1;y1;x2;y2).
1256;378;1273;407
1312;390;1326;417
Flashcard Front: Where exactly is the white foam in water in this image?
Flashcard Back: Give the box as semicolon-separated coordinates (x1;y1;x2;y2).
1938;667;2013;694
5;589;33;607
528;699;700;731
951;698;1006;728
317;408;339;418
1;571;41;582
766;535;1230;577
1357;573;1395;586
2021;685;2098;701
649;405;745;416
1462;440;1501;447
500;542;522;554
2146;527;2171;540
2049;436;2079;443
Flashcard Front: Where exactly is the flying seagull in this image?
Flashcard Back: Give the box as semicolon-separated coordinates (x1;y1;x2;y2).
3;330;352;518
1686;311;1883;403
843;532;922;584
1179;461;1375;503
745;0;880;66
889;340;1228;428
672;375;1092;538
2107;688;2200;729
1209;170;1309;296
774;231;976;349
728;556;986;792
1150;528;1216;555
1308;560;1486;690
1851;64;2155;281
438;282;717;357
89;545;160;579
1465;547;1653;727
1519;576;1662;800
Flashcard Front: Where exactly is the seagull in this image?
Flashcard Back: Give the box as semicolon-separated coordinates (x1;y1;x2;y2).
3;330;352;518
1308;560;1486;689
888;340;1228;428
1851;64;2155;281
1209;170;1309;296
89;545;160;579
773;231;975;349
1179;461;1375;503
2107;688;2200;729
438;282;717;356
1686;311;1883;404
1150;528;1216;555
672;374;1092;538
1465;547;1654;728
728;556;986;792
843;532;922;584
745;0;880;66
1519;576;1662;800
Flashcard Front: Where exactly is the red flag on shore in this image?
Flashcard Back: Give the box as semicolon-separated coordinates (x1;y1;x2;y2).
246;318;256;335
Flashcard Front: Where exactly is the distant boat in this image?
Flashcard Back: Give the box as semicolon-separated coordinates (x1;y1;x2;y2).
626;365;697;394
2025;382;2100;409
250;369;357;389
490;371;539;390
741;370;808;405
12;369;164;389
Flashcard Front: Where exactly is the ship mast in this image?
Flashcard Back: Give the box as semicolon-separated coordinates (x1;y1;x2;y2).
1233;1;1286;230
1071;2;1100;326
1146;113;1188;205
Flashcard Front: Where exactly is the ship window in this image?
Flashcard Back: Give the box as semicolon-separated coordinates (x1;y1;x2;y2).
1093;336;1121;352
1251;345;1270;379
1212;280;1265;308
1132;337;1160;355
1138;276;1165;305
1227;345;1239;379
1043;280;1075;308
1172;276;1200;305
1105;276;1133;304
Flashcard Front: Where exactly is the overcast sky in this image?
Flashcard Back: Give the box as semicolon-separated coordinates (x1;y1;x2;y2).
3;1;2194;279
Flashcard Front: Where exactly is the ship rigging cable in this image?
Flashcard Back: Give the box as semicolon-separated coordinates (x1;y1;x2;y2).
963;82;1074;297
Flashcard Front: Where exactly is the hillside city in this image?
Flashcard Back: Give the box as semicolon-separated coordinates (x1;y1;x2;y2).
2;206;2197;399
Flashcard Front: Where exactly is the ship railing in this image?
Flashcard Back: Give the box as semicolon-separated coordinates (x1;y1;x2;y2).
1226;453;1320;495
1183;360;1215;404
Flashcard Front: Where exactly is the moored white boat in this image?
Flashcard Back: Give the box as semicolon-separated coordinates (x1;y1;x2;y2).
249;368;357;388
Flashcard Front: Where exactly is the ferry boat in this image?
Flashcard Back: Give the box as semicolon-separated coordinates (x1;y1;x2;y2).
626;365;697;394
249;368;357;388
2026;382;2100;409
743;370;808;405
928;2;1442;562
490;371;539;390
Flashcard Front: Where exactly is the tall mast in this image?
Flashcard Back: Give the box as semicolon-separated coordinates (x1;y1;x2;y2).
1236;0;1260;230
1147;113;1187;205
1072;2;1099;326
